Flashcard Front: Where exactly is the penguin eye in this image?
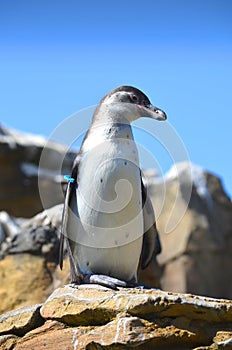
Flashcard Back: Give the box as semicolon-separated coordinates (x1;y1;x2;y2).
131;94;139;103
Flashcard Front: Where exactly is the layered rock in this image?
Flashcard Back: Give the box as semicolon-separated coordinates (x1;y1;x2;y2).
0;205;69;314
145;163;232;299
0;125;75;217
0;285;232;350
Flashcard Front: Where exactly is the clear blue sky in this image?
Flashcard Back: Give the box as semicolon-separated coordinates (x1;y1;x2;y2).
1;0;232;197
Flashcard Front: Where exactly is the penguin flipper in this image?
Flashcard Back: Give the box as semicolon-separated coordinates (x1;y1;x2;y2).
141;180;161;270
59;179;73;270
66;236;82;284
59;156;79;271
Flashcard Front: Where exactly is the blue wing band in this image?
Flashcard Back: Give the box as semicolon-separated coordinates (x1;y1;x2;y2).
64;175;75;183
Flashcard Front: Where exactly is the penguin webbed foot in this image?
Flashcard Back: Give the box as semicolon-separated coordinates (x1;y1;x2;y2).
83;274;128;290
70;273;147;290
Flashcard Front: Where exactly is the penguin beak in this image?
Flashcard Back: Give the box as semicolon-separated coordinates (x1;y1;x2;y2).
137;103;167;121
145;104;167;121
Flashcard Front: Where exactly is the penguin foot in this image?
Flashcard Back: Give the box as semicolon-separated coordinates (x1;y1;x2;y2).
83;274;128;290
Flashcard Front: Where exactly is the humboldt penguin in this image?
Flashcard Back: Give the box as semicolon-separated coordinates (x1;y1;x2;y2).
59;85;167;289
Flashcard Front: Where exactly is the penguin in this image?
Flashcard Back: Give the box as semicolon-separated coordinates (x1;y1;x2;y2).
59;85;167;289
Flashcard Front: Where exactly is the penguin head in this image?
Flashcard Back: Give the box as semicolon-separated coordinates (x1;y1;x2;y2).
100;85;167;123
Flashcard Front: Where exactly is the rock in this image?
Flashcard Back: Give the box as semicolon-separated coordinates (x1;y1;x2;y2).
0;125;75;218
14;320;85;350
0;254;52;313
16;317;198;350
195;332;232;350
40;285;232;325
13;320;67;350
0;206;62;260
0;204;70;313
0;211;21;244
40;285;117;326
145;162;232;299
5;206;62;259
0;205;70;314
1;286;232;349
0;334;19;350
0;304;44;336
0;253;70;314
212;331;232;349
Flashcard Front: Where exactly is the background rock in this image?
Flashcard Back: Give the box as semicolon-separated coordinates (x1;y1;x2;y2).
0;125;75;217
0;205;70;313
146;163;232;299
0;304;43;336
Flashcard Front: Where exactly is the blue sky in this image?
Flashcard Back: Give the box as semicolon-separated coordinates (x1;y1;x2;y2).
1;0;232;196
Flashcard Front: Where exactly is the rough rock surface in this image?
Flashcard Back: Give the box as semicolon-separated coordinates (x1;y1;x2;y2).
0;205;70;313
0;285;232;350
0;125;75;217
147;163;232;299
0;304;43;336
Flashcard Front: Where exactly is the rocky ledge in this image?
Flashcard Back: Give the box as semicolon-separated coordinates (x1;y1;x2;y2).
0;285;232;350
